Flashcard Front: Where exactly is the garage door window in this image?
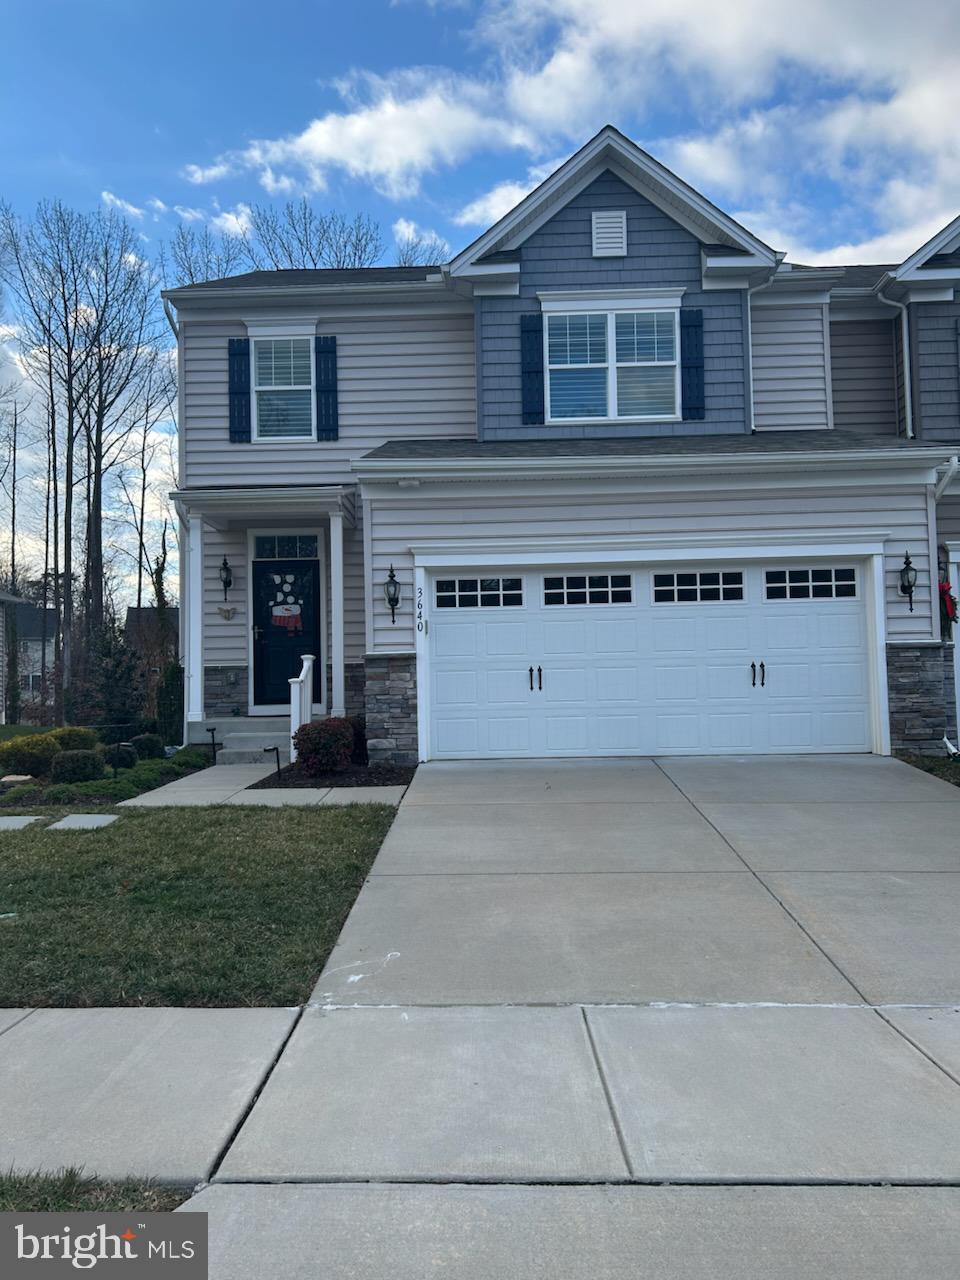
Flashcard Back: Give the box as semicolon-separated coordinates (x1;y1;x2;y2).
765;568;856;600
544;574;633;605
435;577;523;608
653;571;744;603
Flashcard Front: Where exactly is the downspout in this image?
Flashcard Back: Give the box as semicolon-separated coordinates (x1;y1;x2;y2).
935;455;959;501
745;259;783;432
163;297;179;342
875;282;914;438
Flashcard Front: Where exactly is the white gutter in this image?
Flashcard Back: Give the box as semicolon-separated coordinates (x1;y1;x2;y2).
935;455;960;500
353;445;955;483
875;280;914;438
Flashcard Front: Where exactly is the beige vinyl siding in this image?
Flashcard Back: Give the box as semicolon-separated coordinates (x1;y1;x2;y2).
203;525;248;667
751;302;832;431
201;512;367;674
830;319;899;436
181;301;476;488
365;480;934;650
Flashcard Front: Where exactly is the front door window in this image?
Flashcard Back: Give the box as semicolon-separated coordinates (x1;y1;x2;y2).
252;557;321;705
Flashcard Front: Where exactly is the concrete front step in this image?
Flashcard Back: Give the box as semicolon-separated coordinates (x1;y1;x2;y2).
218;730;292;766
218;749;291;766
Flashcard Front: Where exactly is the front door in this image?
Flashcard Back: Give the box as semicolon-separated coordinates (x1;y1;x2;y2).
252;558;322;706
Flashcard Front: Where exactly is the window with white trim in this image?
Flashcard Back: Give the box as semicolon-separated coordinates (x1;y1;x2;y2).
544;574;632;605
765;567;856;600
253;337;314;439
653;571;744;603
435;577;523;608
545;310;679;421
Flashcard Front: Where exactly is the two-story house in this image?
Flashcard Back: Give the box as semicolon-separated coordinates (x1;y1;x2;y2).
164;126;960;764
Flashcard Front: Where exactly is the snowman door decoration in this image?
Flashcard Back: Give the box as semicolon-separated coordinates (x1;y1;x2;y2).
269;573;304;634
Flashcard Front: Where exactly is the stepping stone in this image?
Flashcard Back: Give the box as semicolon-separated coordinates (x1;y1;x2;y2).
48;814;118;830
0;816;41;830
1;775;33;784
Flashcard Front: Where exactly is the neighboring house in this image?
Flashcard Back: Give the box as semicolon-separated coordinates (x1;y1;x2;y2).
164;126;960;763
0;590;29;726
13;603;57;712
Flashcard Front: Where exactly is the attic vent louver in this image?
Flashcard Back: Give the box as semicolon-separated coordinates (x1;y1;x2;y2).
592;210;627;257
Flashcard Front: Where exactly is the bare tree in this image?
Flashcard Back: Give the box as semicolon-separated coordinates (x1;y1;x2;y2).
167;202;385;284
169;222;247;285
394;228;450;266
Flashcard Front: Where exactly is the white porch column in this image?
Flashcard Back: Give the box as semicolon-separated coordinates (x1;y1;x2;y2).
186;514;204;723
329;510;346;717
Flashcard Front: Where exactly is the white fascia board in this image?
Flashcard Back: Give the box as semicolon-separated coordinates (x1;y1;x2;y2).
449;127;776;275
905;286;957;303
751;289;834;306
171;485;353;529
538;287;684;312
408;530;891;569
455;262;520;278
353;447;954;484
895;212;960;277
162;280;450;308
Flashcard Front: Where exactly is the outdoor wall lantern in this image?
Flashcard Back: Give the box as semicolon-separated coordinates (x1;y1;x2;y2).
384;565;401;623
219;556;233;601
899;551;917;613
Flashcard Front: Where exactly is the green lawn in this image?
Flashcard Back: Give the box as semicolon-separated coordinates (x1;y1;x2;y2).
0;1170;186;1213
0;805;394;1006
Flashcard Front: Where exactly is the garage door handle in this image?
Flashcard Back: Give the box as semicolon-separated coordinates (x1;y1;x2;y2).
760;662;766;688
529;666;534;691
537;666;543;691
751;661;756;687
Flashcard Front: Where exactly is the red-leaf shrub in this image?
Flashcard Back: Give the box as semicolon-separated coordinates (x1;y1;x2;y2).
293;717;354;775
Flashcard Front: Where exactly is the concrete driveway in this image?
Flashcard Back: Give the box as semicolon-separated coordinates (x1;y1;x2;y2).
189;756;960;1275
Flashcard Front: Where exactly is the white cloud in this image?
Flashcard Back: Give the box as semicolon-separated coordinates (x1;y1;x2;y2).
392;217;451;257
176;2;960;262
210;203;252;237
147;197;168;214
182;160;234;185
101;190;144;219
173;205;206;222
185;67;534;200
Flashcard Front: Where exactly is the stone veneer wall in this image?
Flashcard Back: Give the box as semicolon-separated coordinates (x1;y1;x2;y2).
204;665;248;717
886;643;956;754
364;653;418;764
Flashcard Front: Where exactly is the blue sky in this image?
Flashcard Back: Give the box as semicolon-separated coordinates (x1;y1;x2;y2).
4;0;960;266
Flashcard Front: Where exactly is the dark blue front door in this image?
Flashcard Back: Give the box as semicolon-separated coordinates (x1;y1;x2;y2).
252;559;322;705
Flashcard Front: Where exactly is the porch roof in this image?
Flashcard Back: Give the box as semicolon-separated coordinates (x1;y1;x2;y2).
170;484;356;530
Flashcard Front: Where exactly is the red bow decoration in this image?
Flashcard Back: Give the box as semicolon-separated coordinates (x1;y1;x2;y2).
940;580;958;624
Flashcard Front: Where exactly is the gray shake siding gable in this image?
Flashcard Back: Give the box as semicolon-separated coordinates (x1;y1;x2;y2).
911;300;960;443
478;170;748;440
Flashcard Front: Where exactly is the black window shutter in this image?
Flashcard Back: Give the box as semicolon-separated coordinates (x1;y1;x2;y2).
520;313;545;425
227;338;251;442
315;335;339;441
679;308;705;421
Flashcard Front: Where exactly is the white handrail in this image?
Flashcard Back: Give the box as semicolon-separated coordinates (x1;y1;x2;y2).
288;653;315;763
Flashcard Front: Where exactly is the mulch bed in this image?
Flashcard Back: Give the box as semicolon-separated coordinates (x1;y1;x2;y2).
249;761;417;789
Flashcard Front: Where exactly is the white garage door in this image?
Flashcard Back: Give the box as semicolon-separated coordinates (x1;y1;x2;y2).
427;562;872;758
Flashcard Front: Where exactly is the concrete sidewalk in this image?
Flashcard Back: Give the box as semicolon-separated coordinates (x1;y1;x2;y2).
118;763;406;807
7;755;960;1273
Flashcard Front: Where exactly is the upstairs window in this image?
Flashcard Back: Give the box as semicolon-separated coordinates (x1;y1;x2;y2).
253;337;314;440
545;310;679;422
